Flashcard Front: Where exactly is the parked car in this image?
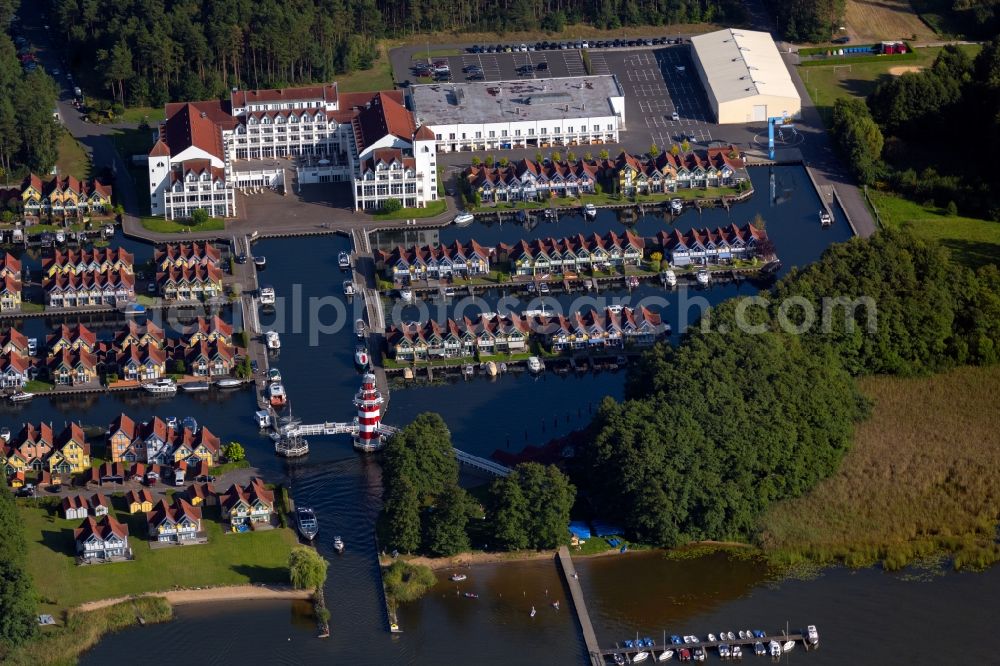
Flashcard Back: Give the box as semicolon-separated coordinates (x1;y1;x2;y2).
833;36;850;44
672;110;680;121
536;61;548;71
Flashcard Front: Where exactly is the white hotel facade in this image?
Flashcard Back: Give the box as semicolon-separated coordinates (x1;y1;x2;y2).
148;85;437;217
408;75;626;153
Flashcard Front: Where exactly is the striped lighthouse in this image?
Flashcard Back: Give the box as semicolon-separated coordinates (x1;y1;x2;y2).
353;373;385;452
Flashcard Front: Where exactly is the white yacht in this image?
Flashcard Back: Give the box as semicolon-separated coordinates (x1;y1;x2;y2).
9;391;35;403
333;535;345;553
806;624;819;645
399;287;413;302
670;198;684;214
354;345;370;369
769;641;782;657
661;269;677;287
632;651;649;663
343;280;355;296
527;356;543;373
268;382;287;407
819;209;833;226
142;378;177;394
259;285;276;305
216;378;243;388
583;203;597;218
782;640;795;652
338;251;351;270
453;211;475;226
266;330;281;350
695;269;710;286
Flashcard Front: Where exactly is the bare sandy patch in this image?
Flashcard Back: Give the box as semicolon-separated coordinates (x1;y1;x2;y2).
888;65;925;75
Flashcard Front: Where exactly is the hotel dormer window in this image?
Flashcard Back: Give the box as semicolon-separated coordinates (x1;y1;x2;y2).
302;114;312;124
248;117;257;125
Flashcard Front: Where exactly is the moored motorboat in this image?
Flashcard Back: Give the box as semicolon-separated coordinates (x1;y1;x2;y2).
338;251;351;270
259;285;276;305
657;649;673;662
449;573;467;582
754;642;766;656
254;255;266;269
614;654;626;665
527;356;543;373
268;368;282;383
343;280;355;296
806;625;819;645
182;416;199;433
782;640;795;652
661;269;677;287
9;391;35;403
453;211;475;226
692;647;705;662
215;378;243;388
462;363;475;377
355;319;366;339
583;203;597;218
265;330;281;350
268;382;287;406
670;198;683;214
769;641;781;657
819;209;833;226
485;361;498;377
333;535;344;553
142;378;177;394
295;506;319;540
632;651;650;663
399;287;413;302
708;634;716;642
695;269;710;286
731;645;742;659
727;631;735;641
181;382;210;392
354;345;370;369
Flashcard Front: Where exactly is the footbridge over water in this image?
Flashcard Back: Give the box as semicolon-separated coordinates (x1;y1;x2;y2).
276;420;511;476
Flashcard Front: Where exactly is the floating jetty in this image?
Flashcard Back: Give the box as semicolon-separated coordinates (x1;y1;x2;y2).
601;626;819;663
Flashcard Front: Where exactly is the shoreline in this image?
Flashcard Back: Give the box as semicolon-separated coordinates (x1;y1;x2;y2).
76;583;312;613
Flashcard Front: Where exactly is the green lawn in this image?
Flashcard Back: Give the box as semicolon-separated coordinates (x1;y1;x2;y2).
867;190;1000;270
20;302;44;314
798;45;981;126
372;199;447;220
19;502;297;612
119;106;166;125
140;216;226;233
25;379;54;392
337;45;394;92
472;187;742;213
56;130;91;181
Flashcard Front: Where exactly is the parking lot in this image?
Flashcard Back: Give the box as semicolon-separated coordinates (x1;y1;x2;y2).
405;44;726;153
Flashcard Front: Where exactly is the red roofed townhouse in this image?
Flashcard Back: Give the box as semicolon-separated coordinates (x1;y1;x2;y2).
148;84;438;219
73;515;131;562
219;477;275;529
146;497;203;543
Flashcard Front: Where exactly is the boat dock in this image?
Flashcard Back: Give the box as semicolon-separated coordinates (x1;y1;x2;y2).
556;546;603;666
601;630;817;662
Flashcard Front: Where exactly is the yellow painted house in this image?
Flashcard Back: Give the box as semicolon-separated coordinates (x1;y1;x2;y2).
21;174;113;217
51;422;92;474
126;488;155;514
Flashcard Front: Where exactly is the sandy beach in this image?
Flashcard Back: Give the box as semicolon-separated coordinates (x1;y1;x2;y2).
76;584;312;612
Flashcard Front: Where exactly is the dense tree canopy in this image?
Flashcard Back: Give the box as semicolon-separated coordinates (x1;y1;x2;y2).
382;412;457;503
289;546;329;591
49;0;745;105
487;463;576;550
764;0;844;42
580;230;1000;547
0;475;37;651
424;484;473;557
830;97;883;186
772;228;1000;374
0;33;60;177
867;42;1000;218
581;318;866;546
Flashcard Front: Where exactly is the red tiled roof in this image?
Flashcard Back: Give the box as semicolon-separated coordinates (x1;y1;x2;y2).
74;515;129;542
231;84;338;108
161;101;236;161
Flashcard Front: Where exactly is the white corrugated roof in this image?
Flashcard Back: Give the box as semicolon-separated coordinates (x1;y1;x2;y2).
691;28;799;104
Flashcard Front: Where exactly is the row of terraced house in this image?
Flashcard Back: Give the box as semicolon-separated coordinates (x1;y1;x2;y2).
42;247;135;308
387;307;665;361
0;318;237;388
0;174;114;219
462;147;748;203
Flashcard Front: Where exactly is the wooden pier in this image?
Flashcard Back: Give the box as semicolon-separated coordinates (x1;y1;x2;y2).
601;630;817;662
556;546;603;666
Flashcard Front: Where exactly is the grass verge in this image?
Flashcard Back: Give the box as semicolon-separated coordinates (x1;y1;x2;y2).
867;190;1000;270
372;199;447;221
759;365;1000;571
25;379;54;392
119;106;166;125
140;216;226;234
2;597;172;666
19;502;297;612
56;130;91;181
337;44;394;92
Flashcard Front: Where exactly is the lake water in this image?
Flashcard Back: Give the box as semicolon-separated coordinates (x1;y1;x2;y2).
41;166;993;664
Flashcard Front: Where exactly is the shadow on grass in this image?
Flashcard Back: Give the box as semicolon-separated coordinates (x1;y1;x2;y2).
40;528;72;556
937;238;1000;272
230;563;289;583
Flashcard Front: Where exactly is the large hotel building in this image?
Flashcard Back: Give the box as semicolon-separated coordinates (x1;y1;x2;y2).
147;84;438;218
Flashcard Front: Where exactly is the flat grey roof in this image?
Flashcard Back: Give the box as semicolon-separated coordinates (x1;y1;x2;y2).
410;75;622;126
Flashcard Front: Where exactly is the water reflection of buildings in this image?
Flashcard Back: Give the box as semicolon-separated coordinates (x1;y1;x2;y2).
370;228;441;253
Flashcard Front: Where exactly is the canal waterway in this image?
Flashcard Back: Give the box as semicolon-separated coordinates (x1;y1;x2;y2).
35;165;995;663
